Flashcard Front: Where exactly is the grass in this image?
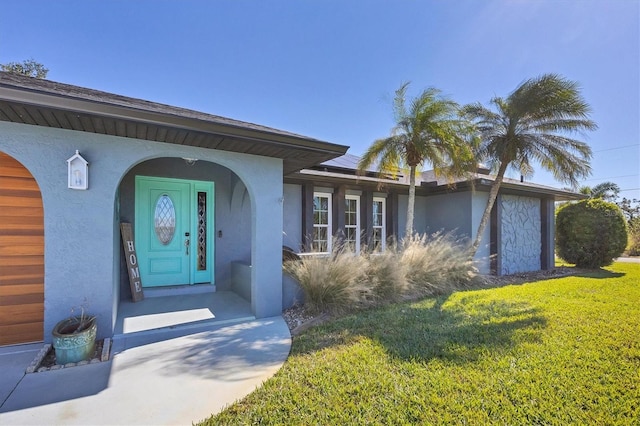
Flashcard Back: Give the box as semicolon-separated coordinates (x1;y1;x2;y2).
205;263;640;425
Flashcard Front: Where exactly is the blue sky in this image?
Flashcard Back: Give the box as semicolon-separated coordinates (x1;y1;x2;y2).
2;0;638;199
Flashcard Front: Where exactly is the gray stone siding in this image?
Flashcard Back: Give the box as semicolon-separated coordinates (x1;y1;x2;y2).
500;195;541;274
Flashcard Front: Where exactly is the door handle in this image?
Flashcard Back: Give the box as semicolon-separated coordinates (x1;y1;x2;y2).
185;238;190;255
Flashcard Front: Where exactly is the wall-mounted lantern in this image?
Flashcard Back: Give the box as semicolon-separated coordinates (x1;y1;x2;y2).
67;150;89;190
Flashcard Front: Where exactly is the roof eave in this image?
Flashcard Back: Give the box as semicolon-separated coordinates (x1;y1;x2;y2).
0;75;348;173
0;85;347;154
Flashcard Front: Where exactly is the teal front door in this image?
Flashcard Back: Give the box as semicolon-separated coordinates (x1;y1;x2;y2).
135;176;214;287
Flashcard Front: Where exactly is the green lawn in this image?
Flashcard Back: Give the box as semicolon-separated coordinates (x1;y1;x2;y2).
205;263;640;425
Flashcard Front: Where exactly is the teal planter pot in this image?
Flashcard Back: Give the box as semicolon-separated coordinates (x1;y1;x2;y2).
52;316;97;365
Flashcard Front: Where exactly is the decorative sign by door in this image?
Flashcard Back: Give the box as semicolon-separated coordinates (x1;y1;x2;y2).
120;222;144;302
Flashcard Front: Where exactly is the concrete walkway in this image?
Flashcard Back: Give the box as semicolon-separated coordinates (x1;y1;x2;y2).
0;317;291;425
616;256;640;263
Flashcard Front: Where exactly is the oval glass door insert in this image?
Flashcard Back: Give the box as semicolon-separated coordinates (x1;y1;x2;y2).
154;194;176;245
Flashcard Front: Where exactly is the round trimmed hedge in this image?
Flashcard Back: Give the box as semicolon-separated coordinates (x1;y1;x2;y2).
556;199;627;268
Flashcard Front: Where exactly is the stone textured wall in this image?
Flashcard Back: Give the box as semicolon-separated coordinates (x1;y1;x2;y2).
500;195;541;275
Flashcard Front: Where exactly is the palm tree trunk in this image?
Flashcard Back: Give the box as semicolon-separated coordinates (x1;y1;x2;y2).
471;160;509;256
405;165;416;238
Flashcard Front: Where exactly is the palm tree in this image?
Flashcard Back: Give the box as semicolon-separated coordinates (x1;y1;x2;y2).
579;181;620;202
464;74;597;256
358;82;475;237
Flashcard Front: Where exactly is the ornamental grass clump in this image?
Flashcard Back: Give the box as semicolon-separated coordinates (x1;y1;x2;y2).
285;232;479;314
361;244;409;303
283;244;370;314
401;232;478;296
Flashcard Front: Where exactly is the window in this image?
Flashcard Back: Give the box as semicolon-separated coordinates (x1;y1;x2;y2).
154;194;176;245
196;191;207;271
312;193;332;253
345;195;360;253
372;197;386;252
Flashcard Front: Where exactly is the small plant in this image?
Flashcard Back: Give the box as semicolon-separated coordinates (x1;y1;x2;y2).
52;299;97;364
57;299;96;335
556;199;628;268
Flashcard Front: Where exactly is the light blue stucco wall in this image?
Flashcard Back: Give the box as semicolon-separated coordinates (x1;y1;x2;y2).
283;183;302;251
398;194;430;236
471;192;491;274
401;191;472;239
423;191;472;237
0;121;283;341
411;190;491;274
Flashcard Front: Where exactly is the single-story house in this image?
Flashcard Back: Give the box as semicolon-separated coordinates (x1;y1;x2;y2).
0;72;348;346
283;153;582;276
0;72;581;347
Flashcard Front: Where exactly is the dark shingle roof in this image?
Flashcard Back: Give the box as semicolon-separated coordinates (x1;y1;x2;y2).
0;72;349;174
309;153;584;200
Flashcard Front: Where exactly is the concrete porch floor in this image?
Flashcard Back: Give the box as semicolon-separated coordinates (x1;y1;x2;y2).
0;290;293;425
113;290;255;351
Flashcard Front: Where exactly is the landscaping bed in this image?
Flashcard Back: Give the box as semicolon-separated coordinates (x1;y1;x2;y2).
283;266;582;335
26;338;111;373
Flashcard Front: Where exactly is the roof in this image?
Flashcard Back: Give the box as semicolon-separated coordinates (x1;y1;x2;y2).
297;154;585;201
0;72;348;174
419;169;585;200
318;152;403;179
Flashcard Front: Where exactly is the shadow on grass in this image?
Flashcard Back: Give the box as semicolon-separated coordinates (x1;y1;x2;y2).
574;269;625;279
293;294;547;365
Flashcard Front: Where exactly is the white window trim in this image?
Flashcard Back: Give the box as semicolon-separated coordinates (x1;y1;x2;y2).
373;196;386;252
313;192;332;253
345;194;361;253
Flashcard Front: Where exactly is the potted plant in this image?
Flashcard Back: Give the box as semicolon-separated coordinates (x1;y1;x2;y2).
51;306;97;365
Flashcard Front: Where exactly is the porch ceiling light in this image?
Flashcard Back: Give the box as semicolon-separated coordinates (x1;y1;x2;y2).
67;150;89;190
182;157;198;166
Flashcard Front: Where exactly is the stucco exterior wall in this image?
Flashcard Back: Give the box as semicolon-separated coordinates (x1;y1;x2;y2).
420;190;491;274
283;183;302;251
471;192;492;274
0;121;284;341
423;191;472;237
413;195;429;235
500;194;541;274
398;194;429;236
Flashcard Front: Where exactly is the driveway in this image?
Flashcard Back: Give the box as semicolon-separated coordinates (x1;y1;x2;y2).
617;256;640;263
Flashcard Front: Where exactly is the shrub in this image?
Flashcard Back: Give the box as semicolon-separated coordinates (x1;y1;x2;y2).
556;199;628;268
627;217;640;256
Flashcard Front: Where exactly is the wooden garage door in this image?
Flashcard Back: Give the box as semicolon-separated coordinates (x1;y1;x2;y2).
0;152;44;346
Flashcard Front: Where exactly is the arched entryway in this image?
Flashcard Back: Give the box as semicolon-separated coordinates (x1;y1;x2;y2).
0;152;44;345
117;157;252;294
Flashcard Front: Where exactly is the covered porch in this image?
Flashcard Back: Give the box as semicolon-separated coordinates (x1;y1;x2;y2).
113;288;254;348
0;72;348;344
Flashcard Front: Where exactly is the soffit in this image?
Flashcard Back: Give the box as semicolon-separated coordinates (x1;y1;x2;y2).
0;73;348;174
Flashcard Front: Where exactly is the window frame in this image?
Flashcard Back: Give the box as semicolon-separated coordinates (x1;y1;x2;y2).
344;194;361;253
312;192;332;253
372;196;386;252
